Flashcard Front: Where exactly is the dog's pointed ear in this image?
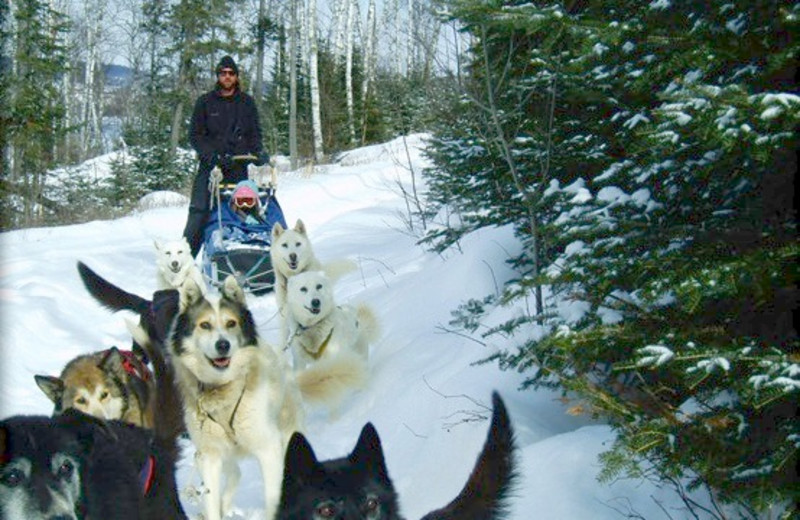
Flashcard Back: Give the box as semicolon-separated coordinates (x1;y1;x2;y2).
294;219;307;235
283;431;320;489
153;239;162;252
58;409;119;449
180;278;204;310
34;375;65;405
349;423;391;483
271;221;285;240
126;318;152;354
132;343;149;365
222;275;246;305
151;289;180;341
99;347;127;378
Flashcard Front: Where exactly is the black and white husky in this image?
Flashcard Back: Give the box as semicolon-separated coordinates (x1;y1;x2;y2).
277;392;517;520
0;276;185;520
169;276;304;520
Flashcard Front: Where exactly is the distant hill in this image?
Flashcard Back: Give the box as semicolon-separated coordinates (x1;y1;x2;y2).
103;63;134;87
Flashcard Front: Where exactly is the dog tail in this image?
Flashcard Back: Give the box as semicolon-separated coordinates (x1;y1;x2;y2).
322;258;358;282
295;351;368;407
131;290;188;519
129;291;185;459
77;261;150;315
355;304;380;356
145;331;185;460
420;392;517;520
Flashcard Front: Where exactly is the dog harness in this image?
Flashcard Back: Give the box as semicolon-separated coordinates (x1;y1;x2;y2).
118;350;152;381
304;328;334;360
285;321;335;360
196;381;247;443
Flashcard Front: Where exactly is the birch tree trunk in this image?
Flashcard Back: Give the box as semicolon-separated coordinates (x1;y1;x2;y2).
344;0;355;145
254;0;266;114
4;0;17;183
288;0;298;169
360;0;376;143
81;0;104;158
406;0;414;76
308;0;323;161
330;0;346;65
299;0;309;76
422;17;440;83
390;0;401;76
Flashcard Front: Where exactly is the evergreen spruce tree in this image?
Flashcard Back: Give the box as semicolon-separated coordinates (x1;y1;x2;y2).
427;1;798;515
3;0;70;228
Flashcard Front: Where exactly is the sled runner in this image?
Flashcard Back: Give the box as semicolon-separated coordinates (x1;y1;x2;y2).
202;157;287;295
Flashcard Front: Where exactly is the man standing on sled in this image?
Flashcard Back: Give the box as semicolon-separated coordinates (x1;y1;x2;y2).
183;55;268;258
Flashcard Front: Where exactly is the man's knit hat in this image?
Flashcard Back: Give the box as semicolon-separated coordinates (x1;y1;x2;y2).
216;55;239;75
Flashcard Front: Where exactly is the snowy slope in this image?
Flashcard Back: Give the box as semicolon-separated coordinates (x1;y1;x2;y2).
0;135;708;519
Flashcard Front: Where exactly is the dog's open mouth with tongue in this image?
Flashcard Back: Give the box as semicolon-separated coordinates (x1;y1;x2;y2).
208;356;231;369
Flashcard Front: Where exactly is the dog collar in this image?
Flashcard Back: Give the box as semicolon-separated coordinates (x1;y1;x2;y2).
139;454;156;496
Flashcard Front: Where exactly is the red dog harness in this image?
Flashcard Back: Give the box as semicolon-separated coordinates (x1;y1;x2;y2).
107;348;156;495
117;350;152;381
139;454;156;495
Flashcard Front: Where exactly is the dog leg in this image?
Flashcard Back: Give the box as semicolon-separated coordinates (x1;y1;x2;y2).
256;441;285;520
221;458;241;516
196;450;224;520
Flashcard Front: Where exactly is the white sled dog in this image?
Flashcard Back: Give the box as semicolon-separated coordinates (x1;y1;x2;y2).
168;276;304;520
154;237;207;294
285;270;379;407
270;219;357;308
271;219;356;342
247;162;277;188
270;219;322;311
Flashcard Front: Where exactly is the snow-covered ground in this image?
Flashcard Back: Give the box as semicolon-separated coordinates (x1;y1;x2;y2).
0;135;711;519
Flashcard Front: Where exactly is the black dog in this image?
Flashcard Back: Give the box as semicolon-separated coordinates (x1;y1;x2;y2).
1;267;185;520
278;392;516;520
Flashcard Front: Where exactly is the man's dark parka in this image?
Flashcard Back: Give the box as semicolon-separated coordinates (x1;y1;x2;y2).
189;87;263;164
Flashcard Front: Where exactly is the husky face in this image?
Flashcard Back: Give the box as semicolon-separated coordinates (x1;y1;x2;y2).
272;220;314;273
277;424;402;520
287;271;335;327
0;418;83;520
34;348;134;422
155;238;194;275
171;277;258;385
278;393;516;520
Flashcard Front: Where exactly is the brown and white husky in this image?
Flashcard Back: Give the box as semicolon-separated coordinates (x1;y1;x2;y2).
34;346;155;428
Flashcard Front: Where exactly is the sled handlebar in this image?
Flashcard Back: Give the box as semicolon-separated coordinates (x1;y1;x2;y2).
230;154;259;162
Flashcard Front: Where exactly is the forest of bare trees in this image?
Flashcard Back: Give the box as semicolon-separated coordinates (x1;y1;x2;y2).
1;0;466;228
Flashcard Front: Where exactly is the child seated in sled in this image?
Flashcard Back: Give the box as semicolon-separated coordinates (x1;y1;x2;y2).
230;180;265;225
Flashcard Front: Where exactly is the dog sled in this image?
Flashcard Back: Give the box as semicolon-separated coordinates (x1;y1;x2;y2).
202;156;287;295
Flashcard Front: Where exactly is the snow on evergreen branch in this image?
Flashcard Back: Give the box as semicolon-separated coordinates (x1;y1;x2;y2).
636;345;674;367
